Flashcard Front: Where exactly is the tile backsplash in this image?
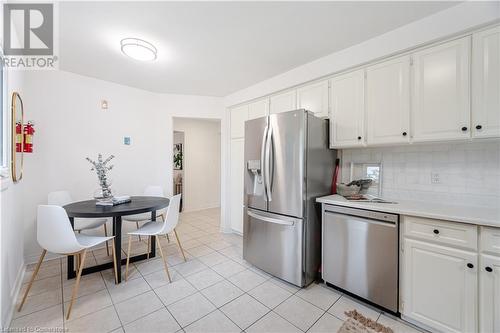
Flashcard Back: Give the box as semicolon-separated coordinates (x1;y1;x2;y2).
340;141;500;208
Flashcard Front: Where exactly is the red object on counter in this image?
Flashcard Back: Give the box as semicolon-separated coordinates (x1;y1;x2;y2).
331;158;340;194
23;121;35;153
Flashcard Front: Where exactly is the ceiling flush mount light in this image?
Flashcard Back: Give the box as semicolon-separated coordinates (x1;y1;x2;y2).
120;38;157;61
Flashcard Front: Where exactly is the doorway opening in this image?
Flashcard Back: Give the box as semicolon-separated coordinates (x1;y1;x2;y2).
172;117;221;228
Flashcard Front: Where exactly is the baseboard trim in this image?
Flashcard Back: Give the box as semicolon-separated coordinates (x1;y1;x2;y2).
230;229;243;236
182;204;220;213
3;261;26;328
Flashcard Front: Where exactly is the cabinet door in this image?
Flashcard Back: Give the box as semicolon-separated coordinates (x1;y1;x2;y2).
297;80;329;118
329;69;365;148
479;254;500;333
229;138;245;234
230;105;248;139
248;98;269;120
366;56;410;145
402;239;477;333
412;37;471;142
472;26;500;139
270;90;297;114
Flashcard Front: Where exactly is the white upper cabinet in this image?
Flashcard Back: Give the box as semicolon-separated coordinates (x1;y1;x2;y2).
366;56;411;145
403;239;478;333
230;105;249;139
297;80;329;118
472;26;500;139
270;90;297;114
248;98;269;120
411;37;471;142
330;69;365;148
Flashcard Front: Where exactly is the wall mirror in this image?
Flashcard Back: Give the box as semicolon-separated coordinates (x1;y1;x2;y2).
11;92;23;182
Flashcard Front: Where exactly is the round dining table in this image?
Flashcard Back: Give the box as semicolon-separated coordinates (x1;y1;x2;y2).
64;196;170;283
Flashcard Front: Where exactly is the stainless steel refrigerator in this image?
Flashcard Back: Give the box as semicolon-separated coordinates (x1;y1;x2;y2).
243;109;336;287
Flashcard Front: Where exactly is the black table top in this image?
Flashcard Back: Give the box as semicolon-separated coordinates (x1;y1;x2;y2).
63;196;170;218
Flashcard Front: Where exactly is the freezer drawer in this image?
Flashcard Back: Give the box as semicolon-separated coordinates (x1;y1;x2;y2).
243;208;304;286
322;207;399;312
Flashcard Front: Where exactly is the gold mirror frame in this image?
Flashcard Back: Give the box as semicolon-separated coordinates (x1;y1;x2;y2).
11;92;24;182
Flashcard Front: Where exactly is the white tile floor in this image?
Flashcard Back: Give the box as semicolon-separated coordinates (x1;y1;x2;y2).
11;208;423;333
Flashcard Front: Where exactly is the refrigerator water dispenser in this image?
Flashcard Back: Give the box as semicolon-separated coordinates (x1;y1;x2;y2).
247;160;264;196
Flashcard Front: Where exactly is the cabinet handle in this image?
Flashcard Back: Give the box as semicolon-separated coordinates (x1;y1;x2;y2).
433;229;439;235
461;127;468;132
402;132;407;136
485;266;493;272
467;263;474;269
476;125;482;130
357;136;362;140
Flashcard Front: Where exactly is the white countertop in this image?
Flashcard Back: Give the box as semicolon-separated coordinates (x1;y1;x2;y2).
317;194;500;228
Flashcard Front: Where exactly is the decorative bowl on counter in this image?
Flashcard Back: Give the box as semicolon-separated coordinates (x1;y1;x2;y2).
336;183;361;197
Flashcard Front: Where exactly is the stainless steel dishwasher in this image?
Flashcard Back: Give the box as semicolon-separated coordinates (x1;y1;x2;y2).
322;204;399;313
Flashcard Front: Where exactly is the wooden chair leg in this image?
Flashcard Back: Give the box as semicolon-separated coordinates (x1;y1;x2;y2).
174;229;187;262
166;234;170;243
66;249;87;320
147;236;150;259
76;254;80;271
136;222;142;241
18;249;47;312
111;239;118;284
125;235;132;281
156;236;172;282
104;224;110;256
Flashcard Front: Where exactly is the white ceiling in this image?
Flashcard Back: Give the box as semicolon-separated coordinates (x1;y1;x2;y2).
59;1;459;96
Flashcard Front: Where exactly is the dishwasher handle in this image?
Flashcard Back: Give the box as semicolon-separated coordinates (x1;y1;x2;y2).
324;204;398;224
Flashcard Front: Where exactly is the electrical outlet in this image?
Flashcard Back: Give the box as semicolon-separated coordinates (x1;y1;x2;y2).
431;172;441;184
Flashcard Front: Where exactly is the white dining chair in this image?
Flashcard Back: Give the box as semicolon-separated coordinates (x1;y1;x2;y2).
122;185;169;242
18;205;117;320
125;194;185;282
48;190;111;256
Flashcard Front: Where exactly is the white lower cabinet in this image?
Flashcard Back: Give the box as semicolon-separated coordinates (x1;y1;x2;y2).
229;138;245;233
402;238;478;333
479;254;500;333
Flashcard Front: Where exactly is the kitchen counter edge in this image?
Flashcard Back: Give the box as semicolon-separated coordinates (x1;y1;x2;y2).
317;195;500;228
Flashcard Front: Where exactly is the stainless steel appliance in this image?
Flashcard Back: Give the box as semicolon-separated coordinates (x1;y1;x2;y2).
322;204;399;313
243;109;336;287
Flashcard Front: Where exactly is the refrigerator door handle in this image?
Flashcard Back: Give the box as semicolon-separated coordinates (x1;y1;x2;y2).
247;210;294;226
265;124;273;202
260;124;268;201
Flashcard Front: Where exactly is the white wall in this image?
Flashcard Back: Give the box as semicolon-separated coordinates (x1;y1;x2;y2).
0;69;26;328
0;14;27;326
19;70;225;264
341;141;500;208
224;1;500;107
173;118;221;212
